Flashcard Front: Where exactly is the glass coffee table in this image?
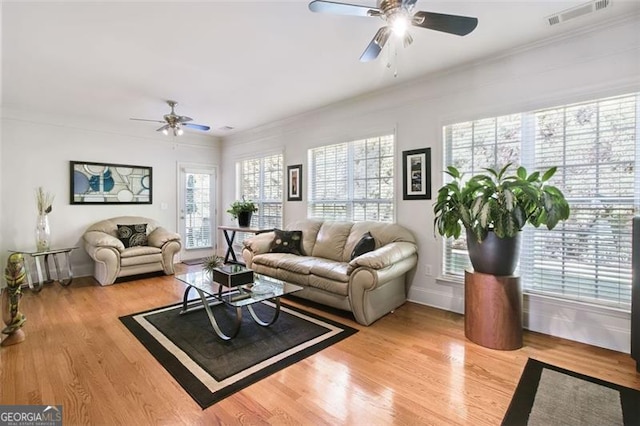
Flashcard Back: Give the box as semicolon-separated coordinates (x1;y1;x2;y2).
175;269;302;340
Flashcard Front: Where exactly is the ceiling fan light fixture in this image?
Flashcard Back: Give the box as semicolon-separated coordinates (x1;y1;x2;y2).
390;12;410;37
177;126;184;136
162;128;169;135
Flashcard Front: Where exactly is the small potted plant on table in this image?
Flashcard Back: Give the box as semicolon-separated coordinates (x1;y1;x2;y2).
227;197;258;227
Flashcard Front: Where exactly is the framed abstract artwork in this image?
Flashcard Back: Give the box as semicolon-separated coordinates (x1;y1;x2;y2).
287;164;302;201
402;148;431;200
70;161;152;204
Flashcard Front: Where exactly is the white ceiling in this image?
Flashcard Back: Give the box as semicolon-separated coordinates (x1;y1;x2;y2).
2;0;639;137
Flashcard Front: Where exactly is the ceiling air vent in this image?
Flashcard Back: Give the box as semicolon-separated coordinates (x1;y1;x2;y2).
546;0;611;26
218;126;234;131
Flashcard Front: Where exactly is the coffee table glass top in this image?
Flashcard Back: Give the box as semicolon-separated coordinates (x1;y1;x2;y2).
175;270;302;307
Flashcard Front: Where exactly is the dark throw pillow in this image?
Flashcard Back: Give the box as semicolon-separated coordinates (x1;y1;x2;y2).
117;223;148;248
269;229;304;255
351;231;375;260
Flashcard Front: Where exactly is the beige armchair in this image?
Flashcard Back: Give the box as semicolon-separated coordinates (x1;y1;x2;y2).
83;216;182;285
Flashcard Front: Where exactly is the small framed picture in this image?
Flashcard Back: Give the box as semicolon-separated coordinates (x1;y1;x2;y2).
287;164;302;201
402;148;431;200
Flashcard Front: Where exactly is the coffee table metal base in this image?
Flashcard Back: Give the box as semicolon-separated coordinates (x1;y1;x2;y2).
179;285;281;340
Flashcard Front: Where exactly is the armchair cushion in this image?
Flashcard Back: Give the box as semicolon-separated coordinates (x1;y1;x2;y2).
117;223;148;248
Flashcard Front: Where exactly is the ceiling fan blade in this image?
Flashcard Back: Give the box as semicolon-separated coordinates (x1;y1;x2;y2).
359;27;391;62
130;118;166;124
309;0;380;17
402;0;418;8
183;123;211;132
156;124;170;132
177;115;193;123
412;11;478;36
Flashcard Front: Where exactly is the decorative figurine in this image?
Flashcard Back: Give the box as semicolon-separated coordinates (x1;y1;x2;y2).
2;253;27;346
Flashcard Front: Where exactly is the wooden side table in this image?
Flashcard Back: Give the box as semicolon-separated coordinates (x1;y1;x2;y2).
217;225;273;265
8;247;78;292
464;269;523;350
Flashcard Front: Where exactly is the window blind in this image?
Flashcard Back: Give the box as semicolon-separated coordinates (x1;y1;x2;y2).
520;95;638;308
309;134;395;222
235;153;283;253
443;93;639;309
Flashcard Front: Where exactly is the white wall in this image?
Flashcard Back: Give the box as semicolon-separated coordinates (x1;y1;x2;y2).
0;112;222;279
220;15;640;352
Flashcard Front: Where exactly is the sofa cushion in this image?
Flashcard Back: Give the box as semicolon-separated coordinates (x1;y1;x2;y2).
275;255;319;274
308;274;349;296
351;232;376;260
311;221;353;261
117;223;148;248
269;229;304;255
286;219;323;257
308;258;350;283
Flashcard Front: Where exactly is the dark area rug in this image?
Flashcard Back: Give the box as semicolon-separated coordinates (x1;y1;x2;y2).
502;358;640;425
120;300;357;408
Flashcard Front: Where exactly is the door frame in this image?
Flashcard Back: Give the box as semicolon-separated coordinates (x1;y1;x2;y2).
176;162;219;262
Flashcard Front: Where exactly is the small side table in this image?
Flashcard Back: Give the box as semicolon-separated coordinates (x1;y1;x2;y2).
464;269;523;350
217;225;273;265
8;247;78;292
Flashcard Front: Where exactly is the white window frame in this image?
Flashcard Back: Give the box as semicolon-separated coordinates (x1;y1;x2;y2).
308;133;396;223
442;93;639;310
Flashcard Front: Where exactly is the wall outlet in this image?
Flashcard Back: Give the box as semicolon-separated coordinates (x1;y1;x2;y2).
425;264;433;276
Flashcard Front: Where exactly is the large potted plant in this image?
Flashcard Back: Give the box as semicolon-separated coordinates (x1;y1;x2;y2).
227;197;258;227
433;163;570;276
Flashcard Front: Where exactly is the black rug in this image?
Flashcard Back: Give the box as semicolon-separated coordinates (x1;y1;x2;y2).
120;299;357;408
502;358;640;425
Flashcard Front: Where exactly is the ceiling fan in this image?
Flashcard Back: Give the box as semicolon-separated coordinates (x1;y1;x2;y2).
130;100;211;136
309;0;478;62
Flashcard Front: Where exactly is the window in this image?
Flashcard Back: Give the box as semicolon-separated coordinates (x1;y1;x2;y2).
184;171;213;249
308;134;395;222
238;153;284;229
443;93;639;309
233;154;283;254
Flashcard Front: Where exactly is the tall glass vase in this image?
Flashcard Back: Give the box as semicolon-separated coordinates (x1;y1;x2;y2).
35;214;51;252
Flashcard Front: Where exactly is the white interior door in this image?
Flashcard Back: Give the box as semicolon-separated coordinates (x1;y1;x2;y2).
178;164;217;261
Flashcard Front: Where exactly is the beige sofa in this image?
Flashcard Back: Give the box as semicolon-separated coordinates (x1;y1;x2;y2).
83;216;182;285
242;219;418;325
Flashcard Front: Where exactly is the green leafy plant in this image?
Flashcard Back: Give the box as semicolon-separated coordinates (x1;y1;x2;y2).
433;163;570;242
226;196;258;219
202;255;224;274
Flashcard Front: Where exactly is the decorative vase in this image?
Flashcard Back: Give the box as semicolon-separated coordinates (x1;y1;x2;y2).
35;213;51;252
466;228;521;276
237;211;252;227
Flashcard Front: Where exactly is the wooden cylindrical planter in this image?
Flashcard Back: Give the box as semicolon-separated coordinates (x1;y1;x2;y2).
464;269;523;350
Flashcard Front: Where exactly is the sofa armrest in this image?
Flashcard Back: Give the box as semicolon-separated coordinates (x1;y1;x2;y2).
83;230;125;251
348;242;417;271
243;231;275;255
148;227;181;248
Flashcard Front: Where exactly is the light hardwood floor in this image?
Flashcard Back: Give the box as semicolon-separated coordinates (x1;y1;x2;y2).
1;264;639;425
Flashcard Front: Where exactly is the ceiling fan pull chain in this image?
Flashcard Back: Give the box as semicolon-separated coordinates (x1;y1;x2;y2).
393;46;398;78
